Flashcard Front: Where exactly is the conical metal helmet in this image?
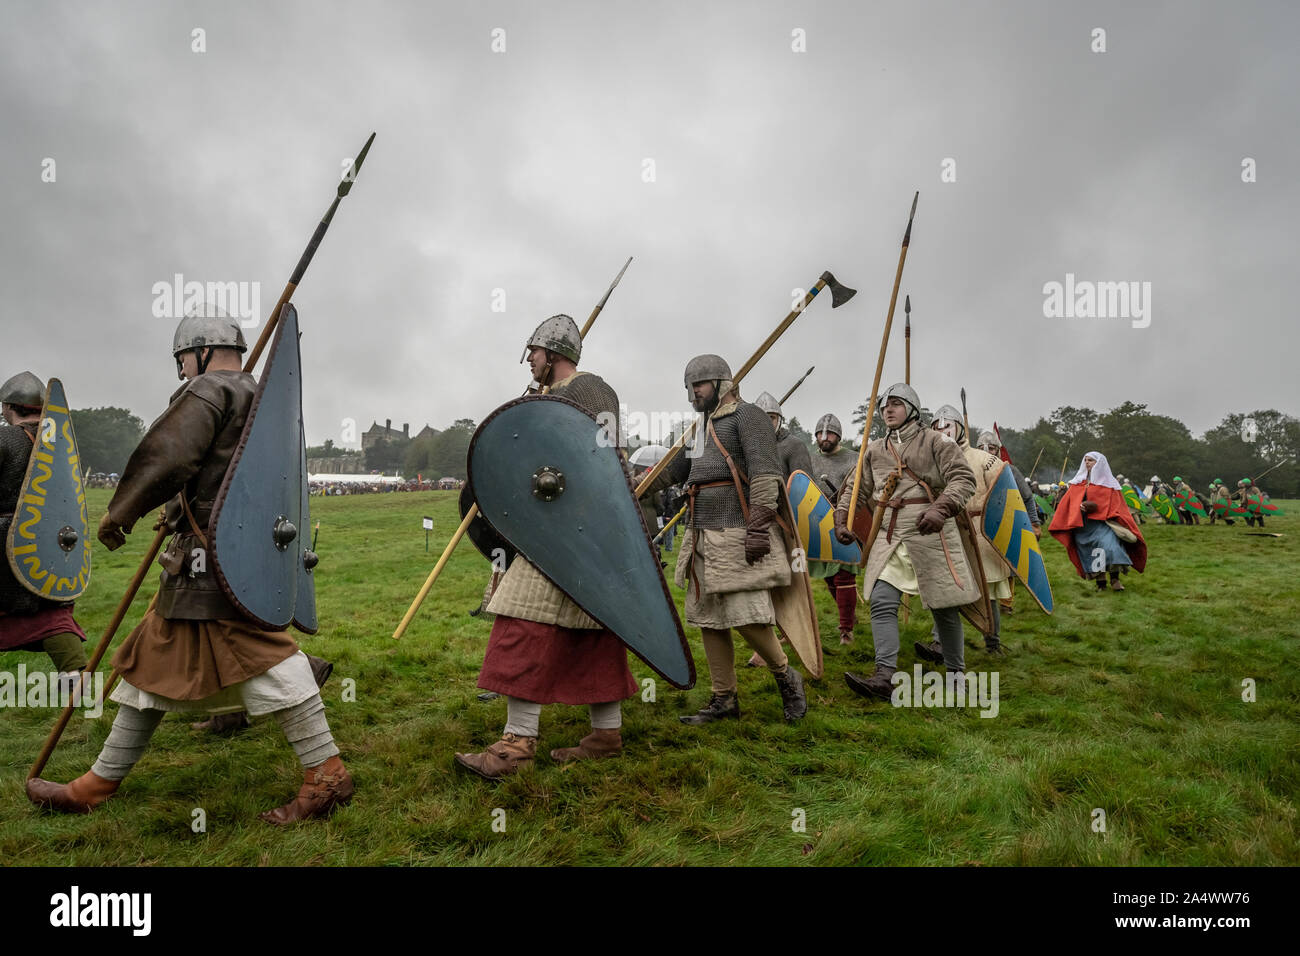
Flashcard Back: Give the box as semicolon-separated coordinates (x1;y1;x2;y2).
881;382;921;421
814;413;842;439
683;354;731;387
0;370;46;407
683;354;732;401
172;307;248;357
522;313;582;365
931;403;965;439
754;391;783;417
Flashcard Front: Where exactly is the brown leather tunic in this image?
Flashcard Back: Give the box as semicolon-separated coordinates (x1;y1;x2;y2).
106;369;298;699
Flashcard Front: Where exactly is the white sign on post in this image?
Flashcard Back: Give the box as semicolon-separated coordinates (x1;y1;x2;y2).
422;517;434;530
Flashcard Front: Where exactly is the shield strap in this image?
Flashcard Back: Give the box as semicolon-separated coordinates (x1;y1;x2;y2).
179;493;210;550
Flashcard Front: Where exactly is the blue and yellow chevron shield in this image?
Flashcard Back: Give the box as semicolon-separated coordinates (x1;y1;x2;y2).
786;470;862;564
979;464;1053;613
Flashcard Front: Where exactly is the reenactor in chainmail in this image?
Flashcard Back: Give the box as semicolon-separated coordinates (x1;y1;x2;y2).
835;384;980;701
455;314;640;779
0;371;89;679
809;412;860;645
753;391;812;482
650;355;808;725
27;314;350;823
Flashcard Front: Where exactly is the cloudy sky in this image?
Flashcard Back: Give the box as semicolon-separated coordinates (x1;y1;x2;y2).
2;0;1294;447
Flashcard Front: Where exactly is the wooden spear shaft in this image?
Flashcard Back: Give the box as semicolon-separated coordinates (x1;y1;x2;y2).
1029;447;1045;481
652;503;688;545
904;295;911;385
391;257;632;640
846;192;919;529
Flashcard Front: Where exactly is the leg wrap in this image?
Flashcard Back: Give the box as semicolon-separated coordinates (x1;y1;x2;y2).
503;696;542;738
588;700;622;729
274;694;340;768
91;704;164;781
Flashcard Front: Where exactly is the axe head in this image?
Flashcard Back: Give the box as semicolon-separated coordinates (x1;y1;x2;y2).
821;271;857;308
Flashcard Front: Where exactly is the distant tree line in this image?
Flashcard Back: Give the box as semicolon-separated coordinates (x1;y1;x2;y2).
69;407;145;475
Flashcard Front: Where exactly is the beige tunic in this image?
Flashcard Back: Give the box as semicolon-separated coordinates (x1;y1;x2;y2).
836;424;980;610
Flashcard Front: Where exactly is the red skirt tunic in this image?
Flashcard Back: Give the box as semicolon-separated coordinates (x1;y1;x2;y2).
477;615;638;705
0;605;87;652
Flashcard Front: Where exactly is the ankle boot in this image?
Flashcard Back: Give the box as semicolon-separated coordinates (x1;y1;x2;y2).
773;666;808;721
26;770;121;814
679;691;740;725
454;733;537;780
259;755;354;824
914;639;944;663
844;665;897;701
1109;570;1124;591
550;727;622;763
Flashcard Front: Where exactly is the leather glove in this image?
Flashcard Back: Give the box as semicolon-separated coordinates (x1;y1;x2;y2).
1080;500;1099;515
916;507;947;535
744;504;776;564
915;496;960;535
833;507;857;544
98;512;127;551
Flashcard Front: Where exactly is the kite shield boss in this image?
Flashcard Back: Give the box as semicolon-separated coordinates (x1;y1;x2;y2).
468;395;694;688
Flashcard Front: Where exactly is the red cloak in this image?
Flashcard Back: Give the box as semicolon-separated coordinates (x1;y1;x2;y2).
1049;483;1147;578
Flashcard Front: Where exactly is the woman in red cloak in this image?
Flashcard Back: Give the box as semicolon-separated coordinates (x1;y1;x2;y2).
1049;451;1147;591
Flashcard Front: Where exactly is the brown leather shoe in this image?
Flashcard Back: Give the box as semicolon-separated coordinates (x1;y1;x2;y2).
839;629;854;646
454;733;537;780
259;755;354;825
26;771;120;814
550;727;622;763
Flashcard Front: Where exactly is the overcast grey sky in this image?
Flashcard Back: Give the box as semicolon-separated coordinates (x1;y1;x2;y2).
2;0;1294;446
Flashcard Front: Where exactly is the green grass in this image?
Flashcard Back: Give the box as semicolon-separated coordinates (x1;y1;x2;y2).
2;490;1297;866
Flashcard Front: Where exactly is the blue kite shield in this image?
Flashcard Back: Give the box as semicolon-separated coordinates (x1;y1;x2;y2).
210;304;313;631
468;395;694;688
979;463;1053;613
5;379;92;600
786;470;861;564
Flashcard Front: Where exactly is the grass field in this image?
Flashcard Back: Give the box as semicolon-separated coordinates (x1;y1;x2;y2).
2;489;1297;866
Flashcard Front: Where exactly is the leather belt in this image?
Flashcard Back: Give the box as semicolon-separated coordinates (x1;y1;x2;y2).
883;496;931;543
